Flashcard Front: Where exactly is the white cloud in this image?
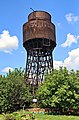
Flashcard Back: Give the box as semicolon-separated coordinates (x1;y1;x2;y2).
61;33;79;47
0;30;19;53
2;67;13;73
54;48;79;70
65;13;79;23
53;61;64;70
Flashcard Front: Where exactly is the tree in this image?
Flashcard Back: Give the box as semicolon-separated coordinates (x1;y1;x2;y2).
37;67;79;114
0;68;32;113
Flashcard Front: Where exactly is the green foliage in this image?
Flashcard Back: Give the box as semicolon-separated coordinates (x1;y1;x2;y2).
0;111;79;120
0;68;32;113
4;114;16;120
37;67;79;114
1;66;79;115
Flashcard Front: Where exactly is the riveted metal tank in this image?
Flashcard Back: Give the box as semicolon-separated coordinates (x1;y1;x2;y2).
23;11;56;51
23;11;56;85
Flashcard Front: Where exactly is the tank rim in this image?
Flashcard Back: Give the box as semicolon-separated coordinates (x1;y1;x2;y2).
28;10;51;18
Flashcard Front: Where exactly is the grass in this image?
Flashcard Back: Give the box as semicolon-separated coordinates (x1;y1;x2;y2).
0;110;79;120
35;114;79;120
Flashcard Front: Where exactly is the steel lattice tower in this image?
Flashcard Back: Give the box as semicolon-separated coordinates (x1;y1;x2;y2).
23;11;56;86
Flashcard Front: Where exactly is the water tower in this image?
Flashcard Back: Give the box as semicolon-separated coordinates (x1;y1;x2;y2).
23;11;56;86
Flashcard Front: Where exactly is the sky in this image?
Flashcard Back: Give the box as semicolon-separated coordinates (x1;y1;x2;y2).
0;0;79;75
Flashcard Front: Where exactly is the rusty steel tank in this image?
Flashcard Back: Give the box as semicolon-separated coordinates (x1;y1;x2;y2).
23;11;56;86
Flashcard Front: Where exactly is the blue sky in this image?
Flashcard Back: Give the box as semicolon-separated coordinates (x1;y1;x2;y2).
0;0;79;74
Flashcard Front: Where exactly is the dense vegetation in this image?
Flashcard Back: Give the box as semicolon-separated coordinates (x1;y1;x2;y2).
0;67;79;115
37;67;79;115
0;68;32;113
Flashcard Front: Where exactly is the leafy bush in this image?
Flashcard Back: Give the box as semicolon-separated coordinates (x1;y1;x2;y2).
37;67;79;115
1;67;79;115
0;68;32;113
4;114;16;120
